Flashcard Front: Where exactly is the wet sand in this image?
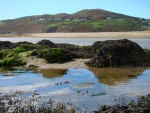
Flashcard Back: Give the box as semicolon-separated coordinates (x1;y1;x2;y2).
1;31;150;38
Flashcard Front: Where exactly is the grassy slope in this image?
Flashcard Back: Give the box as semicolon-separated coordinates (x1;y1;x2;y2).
46;19;141;32
0;9;147;33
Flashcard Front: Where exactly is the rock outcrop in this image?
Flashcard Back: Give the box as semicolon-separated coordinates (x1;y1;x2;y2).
0;41;14;49
58;44;94;58
0;39;150;67
37;40;58;48
85;39;150;67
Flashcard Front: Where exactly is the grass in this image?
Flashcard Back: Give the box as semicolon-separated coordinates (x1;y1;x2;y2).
60;25;68;29
47;19;141;31
48;21;76;27
0;22;5;26
145;27;150;31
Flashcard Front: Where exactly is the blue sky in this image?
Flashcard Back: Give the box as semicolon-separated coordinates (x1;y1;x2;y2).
0;0;150;20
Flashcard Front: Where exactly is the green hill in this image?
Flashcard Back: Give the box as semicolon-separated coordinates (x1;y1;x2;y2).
0;9;149;34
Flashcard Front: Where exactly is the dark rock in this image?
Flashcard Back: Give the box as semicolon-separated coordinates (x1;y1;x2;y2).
0;41;34;50
86;39;150;67
37;40;58;48
58;43;93;58
15;41;33;46
0;41;15;49
97;94;150;113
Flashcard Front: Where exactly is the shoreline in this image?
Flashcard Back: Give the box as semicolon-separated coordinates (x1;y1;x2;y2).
0;31;150;38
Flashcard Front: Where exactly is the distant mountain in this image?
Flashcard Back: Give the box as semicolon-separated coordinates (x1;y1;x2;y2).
73;9;131;19
0;9;148;34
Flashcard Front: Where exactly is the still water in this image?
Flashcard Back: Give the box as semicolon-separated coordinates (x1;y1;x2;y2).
0;37;150;49
0;37;150;112
0;68;150;112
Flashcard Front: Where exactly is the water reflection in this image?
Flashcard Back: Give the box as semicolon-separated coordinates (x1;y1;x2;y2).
0;68;150;112
38;69;67;78
89;67;145;85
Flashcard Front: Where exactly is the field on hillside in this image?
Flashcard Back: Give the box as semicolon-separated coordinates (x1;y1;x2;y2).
46;19;141;32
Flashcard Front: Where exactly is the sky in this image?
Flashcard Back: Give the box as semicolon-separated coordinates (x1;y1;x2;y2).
0;0;150;20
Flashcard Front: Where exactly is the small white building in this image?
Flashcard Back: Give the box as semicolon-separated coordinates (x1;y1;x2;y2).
80;18;87;21
73;19;79;21
118;18;124;21
39;18;45;21
64;18;70;21
141;25;149;29
55;18;62;21
106;17;112;20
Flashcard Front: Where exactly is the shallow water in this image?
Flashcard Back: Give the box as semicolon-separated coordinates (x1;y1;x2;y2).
0;68;150;112
0;37;150;49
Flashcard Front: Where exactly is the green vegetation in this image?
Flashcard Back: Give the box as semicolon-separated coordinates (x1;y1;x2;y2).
0;22;5;26
0;44;36;67
13;44;37;53
43;48;64;63
0;9;149;33
13;46;27;53
77;46;84;49
146;28;150;31
0;49;26;67
144;49;150;53
48;21;78;27
144;49;150;57
47;19;142;32
31;48;72;63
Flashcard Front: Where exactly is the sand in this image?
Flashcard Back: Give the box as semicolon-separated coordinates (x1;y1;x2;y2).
23;55;89;69
1;31;150;38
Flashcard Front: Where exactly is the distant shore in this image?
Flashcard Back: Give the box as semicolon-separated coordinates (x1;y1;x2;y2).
0;31;150;38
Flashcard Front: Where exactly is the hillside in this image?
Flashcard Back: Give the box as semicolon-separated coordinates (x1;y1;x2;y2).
0;9;149;34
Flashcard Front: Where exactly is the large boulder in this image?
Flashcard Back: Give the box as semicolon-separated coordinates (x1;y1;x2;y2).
86;39;150;67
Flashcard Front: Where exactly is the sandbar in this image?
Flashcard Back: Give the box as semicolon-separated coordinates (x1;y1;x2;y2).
0;31;150;38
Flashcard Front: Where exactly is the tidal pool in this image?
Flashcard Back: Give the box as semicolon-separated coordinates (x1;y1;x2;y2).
0;68;150;112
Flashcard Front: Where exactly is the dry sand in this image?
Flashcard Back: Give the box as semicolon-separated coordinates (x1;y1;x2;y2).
23;56;89;69
1;31;150;38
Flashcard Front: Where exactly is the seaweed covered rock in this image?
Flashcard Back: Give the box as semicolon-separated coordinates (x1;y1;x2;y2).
42;48;73;63
0;49;26;67
31;48;73;63
86;39;150;67
37;40;58;48
0;41;15;49
58;43;94;58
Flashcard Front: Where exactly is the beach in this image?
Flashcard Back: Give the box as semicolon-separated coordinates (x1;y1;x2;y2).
1;31;149;69
0;31;150;38
23;55;89;69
